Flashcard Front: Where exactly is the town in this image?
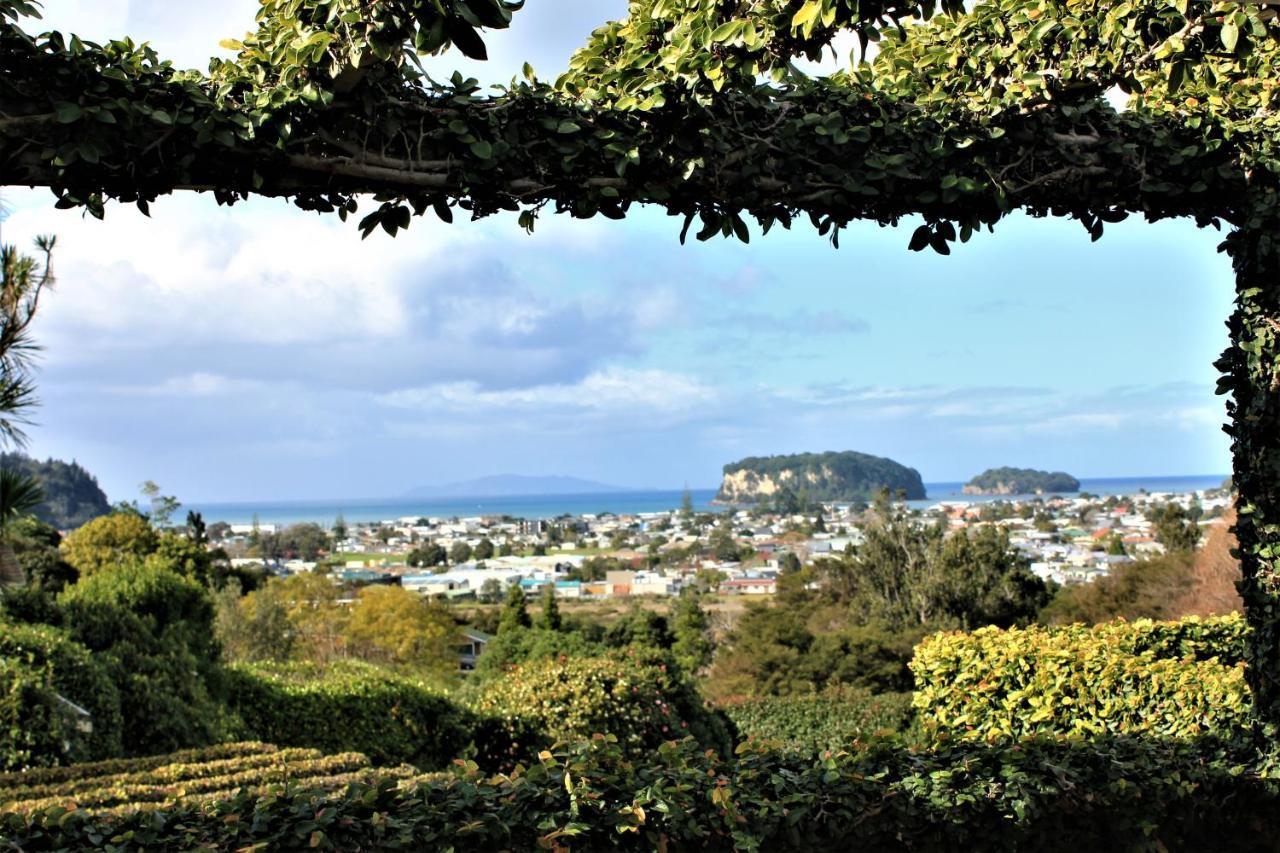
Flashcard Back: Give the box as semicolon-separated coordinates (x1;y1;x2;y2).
211;483;1235;603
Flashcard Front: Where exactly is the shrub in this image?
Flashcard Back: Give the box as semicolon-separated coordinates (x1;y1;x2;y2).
4;736;1279;850
224;661;469;769
0;621;122;769
58;513;158;577
718;690;914;752
56;581;229;756
911;617;1252;742
470;627;606;681
471;650;733;764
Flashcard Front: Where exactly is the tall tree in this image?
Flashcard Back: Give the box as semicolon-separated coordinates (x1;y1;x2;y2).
671;590;713;675
536;582;562;631
498;582;531;635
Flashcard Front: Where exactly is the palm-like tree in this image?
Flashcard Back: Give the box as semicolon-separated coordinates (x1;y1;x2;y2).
0;468;42;584
0;222;55;585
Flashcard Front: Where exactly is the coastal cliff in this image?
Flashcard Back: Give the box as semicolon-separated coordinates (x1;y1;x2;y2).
717;451;926;503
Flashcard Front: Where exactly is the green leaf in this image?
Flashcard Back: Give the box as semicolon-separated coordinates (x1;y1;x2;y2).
1221;21;1239;52
470;140;493;159
54;102;82;123
791;0;822;34
557;121;581;134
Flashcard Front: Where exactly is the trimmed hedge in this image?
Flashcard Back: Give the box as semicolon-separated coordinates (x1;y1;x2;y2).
0;741;424;816
471;650;734;764
3;735;1278;850
718;690;914;752
224;660;470;769
0;741;277;789
912;617;1252;742
0;622;123;769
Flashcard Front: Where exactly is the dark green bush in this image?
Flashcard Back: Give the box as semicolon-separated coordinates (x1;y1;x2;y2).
912;617;1251;742
5;735;1278;851
718;689;914;752
56;599;230;756
224;661;470;769
0;621;122;769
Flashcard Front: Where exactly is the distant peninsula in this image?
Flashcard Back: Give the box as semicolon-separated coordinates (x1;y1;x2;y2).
717;451;926;503
963;467;1080;495
405;474;631;499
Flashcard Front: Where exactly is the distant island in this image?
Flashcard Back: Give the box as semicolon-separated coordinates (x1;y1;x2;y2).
0;452;111;529
405;474;632;499
717;451;926;503
963;467;1080;495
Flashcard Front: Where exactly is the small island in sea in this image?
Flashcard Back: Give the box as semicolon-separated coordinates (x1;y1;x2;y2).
716;450;926;503
963;467;1080;495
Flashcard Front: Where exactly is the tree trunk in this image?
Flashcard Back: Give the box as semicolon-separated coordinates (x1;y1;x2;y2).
1220;200;1280;729
0;541;24;585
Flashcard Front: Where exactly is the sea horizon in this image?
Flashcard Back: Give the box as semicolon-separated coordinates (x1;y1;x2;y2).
176;473;1230;526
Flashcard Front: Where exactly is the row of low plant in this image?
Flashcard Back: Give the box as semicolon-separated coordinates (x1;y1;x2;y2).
911;616;1252;742
4;734;1278;851
2;747;329;801
0;741;278;789
0;742;425;816
716;690;915;752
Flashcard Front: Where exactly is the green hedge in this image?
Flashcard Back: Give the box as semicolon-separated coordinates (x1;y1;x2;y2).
718;690;914;752
0;622;122;769
471;650;734;764
1086;614;1247;663
4;735;1278;850
911;617;1252;742
224;661;470;769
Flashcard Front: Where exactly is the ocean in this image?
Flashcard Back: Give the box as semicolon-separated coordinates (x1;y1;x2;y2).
178;474;1229;526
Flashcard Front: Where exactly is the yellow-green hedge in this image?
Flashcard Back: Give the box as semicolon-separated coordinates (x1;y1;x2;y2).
911;616;1252;742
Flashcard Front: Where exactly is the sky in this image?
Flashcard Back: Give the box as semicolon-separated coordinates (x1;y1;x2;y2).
0;1;1236;502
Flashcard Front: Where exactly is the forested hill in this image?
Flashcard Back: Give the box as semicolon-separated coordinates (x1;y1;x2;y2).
0;453;111;529
718;451;926;503
964;467;1080;495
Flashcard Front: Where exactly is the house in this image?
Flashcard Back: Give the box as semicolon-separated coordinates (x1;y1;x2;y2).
721;577;777;595
458;628;492;671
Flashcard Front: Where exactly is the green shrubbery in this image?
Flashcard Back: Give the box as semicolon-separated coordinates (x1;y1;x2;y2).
718;690;914;752
912;616;1252;742
224;661;471;769
0;623;122;770
5;735;1278;851
472;650;734;763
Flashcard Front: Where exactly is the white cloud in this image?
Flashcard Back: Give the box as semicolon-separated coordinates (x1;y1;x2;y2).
376;366;717;417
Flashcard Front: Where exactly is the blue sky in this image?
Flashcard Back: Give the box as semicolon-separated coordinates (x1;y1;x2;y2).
1;2;1235;501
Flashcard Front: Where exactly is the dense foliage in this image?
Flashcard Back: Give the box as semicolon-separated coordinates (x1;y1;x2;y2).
0;621;121;770
963;467;1079;494
718;451;926;502
5;735;1279;851
912;616;1251;742
710;499;1048;699
0;452;109;529
472;651;734;763
718;690;914;752
224;661;469;769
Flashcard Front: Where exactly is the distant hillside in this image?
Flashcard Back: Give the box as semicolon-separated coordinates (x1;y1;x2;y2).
405;474;631;498
963;467;1080;495
0;452;111;529
718;451;926;503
